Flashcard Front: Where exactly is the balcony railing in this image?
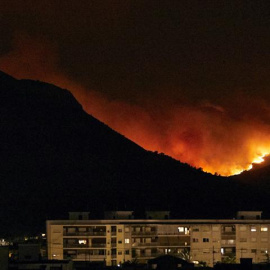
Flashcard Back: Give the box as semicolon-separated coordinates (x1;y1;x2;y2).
92;243;106;248
221;231;236;235
135;252;180;258
64;243;106;248
132;231;189;236
132;231;156;235
64;232;106;236
134;242;190;247
71;255;106;260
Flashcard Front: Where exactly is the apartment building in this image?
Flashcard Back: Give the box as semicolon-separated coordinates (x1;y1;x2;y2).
47;211;270;267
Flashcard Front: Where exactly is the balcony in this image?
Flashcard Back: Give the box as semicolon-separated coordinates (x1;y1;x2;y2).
136;252;180;258
92;243;106;248
134;242;189;247
72;255;106;260
64;243;89;248
132;231;157;236
64;232;106;236
221;231;236;236
132;231;189;236
64;243;106;248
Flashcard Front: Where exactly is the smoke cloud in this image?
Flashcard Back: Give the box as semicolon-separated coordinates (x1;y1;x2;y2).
2;34;270;176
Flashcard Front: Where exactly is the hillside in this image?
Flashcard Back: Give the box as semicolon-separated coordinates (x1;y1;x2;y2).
0;71;268;236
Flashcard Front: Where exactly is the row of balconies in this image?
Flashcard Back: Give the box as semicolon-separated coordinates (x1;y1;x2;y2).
131;231;189;236
64;231;190;236
64;231;109;236
133;242;189;247
64;243;107;248
63;242;189;248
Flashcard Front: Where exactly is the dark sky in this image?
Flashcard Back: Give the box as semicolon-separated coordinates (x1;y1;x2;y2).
1;0;270;175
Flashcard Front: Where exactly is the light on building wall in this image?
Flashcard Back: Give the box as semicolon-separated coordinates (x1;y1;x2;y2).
79;240;87;244
178;227;184;232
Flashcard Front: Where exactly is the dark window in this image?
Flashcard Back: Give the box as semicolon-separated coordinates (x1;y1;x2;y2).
203;238;209;242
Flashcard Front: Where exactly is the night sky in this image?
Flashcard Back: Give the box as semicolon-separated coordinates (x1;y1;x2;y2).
1;0;270;175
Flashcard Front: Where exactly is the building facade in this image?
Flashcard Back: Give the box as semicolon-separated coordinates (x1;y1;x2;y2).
47;211;270;267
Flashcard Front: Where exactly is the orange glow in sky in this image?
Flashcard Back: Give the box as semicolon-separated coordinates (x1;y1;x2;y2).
1;35;270;177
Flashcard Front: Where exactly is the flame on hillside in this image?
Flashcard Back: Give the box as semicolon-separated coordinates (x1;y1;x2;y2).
1;35;270;176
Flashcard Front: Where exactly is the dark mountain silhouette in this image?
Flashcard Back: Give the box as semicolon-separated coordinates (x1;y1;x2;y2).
0;71;269;236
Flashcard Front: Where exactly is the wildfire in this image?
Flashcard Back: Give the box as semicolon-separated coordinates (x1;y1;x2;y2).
214;152;270;176
2;35;270;177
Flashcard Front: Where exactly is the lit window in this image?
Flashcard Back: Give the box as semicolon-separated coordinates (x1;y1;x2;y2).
251;226;257;232
125;238;130;244
228;239;235;244
78;240;87;245
178;227;184;232
261;227;268;232
221;248;224;254
184;228;189;235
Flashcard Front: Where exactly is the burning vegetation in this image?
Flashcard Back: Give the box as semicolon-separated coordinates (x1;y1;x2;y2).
1;36;270;176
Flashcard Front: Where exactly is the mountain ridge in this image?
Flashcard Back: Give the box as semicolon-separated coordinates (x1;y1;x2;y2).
0;71;269;236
